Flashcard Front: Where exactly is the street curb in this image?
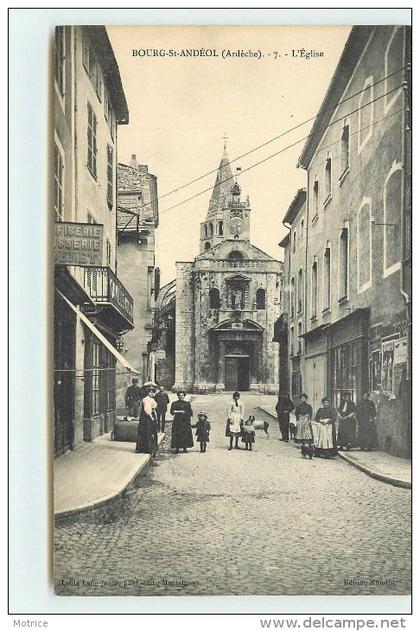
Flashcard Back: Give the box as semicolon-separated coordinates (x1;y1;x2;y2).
337;451;411;489
54;433;166;523
257;406;411;489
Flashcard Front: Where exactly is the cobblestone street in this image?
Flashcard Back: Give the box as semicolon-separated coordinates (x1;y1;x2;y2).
54;393;411;597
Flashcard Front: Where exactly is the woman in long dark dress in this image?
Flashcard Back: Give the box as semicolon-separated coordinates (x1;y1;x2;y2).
170;391;194;454
313;397;338;458
135;385;158;454
337;391;357;451
357;392;378;451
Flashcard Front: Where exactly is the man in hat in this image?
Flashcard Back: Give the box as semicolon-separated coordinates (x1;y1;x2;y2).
125;377;142;418
155;385;170;432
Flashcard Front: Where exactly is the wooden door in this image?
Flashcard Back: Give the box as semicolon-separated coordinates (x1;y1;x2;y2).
238;357;250;391
225;357;238;390
54;299;75;456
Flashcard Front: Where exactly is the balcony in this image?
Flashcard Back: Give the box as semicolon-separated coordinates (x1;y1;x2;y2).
68;265;134;332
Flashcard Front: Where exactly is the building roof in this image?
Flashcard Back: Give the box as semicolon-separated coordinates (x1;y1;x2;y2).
278;232;290;248
207;145;234;216
282;188;307;226
88;26;129;125
298;26;374;169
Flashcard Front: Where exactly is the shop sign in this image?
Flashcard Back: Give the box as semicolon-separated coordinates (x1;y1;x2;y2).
54;222;103;266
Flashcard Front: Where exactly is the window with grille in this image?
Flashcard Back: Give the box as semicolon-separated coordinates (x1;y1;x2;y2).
87;102;97;178
92;340;101;415
107;145;113;207
54;144;64;221
55;27;65;97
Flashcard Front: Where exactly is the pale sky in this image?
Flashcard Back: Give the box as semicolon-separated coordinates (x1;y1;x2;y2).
107;25;351;285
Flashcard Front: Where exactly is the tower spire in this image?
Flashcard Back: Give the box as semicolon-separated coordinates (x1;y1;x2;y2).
208;142;233;216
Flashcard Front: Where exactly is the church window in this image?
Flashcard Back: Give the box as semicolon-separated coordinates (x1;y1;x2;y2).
204;241;211;251
209;222;214;237
228;250;244;260
203;224;208;238
209;288;220;309
256;288;266;309
218;220;224;235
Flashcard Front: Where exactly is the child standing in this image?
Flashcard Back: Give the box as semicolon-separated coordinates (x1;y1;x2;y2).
241;416;256;451
193;412;211;453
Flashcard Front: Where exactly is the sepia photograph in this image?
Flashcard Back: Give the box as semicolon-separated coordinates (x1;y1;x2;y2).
52;22;412;599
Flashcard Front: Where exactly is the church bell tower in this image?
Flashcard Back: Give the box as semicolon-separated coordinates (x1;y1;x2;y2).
199;142;251;254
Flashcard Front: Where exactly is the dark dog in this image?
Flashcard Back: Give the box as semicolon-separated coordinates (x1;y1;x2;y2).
301;444;314;459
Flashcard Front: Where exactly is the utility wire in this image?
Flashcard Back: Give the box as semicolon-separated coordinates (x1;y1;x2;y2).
158;83;405;216
119;64;408;228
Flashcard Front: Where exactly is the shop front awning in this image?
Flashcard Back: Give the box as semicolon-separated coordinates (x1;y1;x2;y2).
56;290;140;374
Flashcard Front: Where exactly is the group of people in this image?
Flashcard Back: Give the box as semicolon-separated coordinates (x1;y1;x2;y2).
126;377;378;460
125;381;259;455
125;379;210;455
275;390;378;459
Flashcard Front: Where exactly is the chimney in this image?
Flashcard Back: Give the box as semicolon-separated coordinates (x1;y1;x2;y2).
129;154;138;168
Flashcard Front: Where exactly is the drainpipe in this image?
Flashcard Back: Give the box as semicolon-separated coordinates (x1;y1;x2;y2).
281;220;292;394
73;27;79;223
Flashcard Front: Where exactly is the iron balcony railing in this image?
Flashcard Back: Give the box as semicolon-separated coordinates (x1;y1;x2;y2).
69;265;134;325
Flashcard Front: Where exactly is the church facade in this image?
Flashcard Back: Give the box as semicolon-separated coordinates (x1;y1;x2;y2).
174;146;283;394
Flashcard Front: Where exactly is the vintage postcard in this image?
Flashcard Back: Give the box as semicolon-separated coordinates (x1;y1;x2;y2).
53;24;411;597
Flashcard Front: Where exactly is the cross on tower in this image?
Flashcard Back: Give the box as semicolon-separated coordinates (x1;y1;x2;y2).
222;133;229;149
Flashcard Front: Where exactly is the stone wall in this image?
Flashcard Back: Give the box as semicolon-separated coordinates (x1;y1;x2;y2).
174;263;195;390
